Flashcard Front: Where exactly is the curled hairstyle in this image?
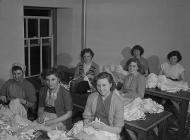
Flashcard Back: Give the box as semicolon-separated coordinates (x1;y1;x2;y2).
125;58;142;73
12;65;23;73
131;45;144;56
44;67;61;80
167;50;182;62
80;48;94;58
94;72;116;92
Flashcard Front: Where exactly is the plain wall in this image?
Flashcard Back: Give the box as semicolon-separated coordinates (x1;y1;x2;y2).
85;0;190;83
0;0;190;84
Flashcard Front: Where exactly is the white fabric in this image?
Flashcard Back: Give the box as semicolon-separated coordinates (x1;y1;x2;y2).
124;97;164;121
47;130;68;140
101;64;128;83
9;98;27;119
157;75;188;92
146;73;158;88
161;62;184;80
69;119;119;140
146;73;189;93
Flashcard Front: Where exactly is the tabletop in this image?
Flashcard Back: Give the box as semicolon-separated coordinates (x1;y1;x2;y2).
145;88;190;101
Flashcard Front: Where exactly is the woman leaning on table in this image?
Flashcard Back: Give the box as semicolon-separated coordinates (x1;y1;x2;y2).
37;67;73;130
160;50;185;81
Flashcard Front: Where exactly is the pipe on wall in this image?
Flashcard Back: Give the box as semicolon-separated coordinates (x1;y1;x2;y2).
81;0;87;49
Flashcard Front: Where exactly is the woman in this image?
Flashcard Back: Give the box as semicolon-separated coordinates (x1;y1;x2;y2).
121;58;146;100
0;63;36;109
160;50;185;122
37;68;73;130
160;50;184;81
76;72;124;140
72;48;99;94
130;45;149;76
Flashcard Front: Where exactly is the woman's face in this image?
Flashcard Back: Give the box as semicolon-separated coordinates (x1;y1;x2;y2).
128;62;138;74
133;49;141;57
169;56;178;65
96;78;112;97
83;52;92;64
46;74;59;90
12;69;24;82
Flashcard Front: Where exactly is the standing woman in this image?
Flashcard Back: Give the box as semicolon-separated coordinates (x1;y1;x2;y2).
121;58;146;101
160;50;184;81
72;48;99;94
130;45;149;76
37;68;73;130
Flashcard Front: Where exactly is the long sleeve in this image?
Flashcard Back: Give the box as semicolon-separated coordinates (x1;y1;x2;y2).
122;73;145;99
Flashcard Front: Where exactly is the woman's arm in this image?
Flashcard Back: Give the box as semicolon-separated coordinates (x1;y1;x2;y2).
19;99;35;108
179;71;185;81
44;111;72;126
92;122;122;134
37;106;45;123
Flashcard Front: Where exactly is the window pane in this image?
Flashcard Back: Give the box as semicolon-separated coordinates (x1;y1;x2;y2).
28;19;38;38
40;19;50;37
24;19;26;38
42;38;51;70
24;40;29;77
24;9;51;17
30;46;41;75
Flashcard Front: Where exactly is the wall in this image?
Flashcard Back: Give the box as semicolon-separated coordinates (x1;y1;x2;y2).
0;0;190;84
0;0;24;85
85;0;190;83
0;0;82;85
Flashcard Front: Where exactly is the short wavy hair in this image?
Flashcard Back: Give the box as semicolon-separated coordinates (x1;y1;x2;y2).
167;50;182;62
94;72;116;92
125;57;142;73
131;45;144;56
80;48;94;58
44;67;61;80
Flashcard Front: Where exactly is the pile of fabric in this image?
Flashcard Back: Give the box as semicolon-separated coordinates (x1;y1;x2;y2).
101;64;128;84
124;97;164;121
68;118;119;140
0;99;69;140
146;73;189;93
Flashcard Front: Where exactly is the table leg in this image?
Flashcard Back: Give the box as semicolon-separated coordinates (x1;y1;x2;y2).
138;131;147;140
158;120;167;140
177;101;188;140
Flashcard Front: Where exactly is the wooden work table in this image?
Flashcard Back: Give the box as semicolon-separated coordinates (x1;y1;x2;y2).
145;88;190;140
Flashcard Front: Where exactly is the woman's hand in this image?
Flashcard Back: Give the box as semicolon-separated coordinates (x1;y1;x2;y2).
86;74;94;79
19;98;26;105
91;122;107;131
37;113;45;124
0;96;7;103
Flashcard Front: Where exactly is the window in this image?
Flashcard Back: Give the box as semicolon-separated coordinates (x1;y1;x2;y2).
24;8;55;77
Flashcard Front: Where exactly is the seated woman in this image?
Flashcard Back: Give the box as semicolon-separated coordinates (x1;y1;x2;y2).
71;48;99;94
75;72;124;140
120;58;146;104
0;63;36;110
160;50;184;81
37;68;73;130
160;50;185;119
130;45;149;77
